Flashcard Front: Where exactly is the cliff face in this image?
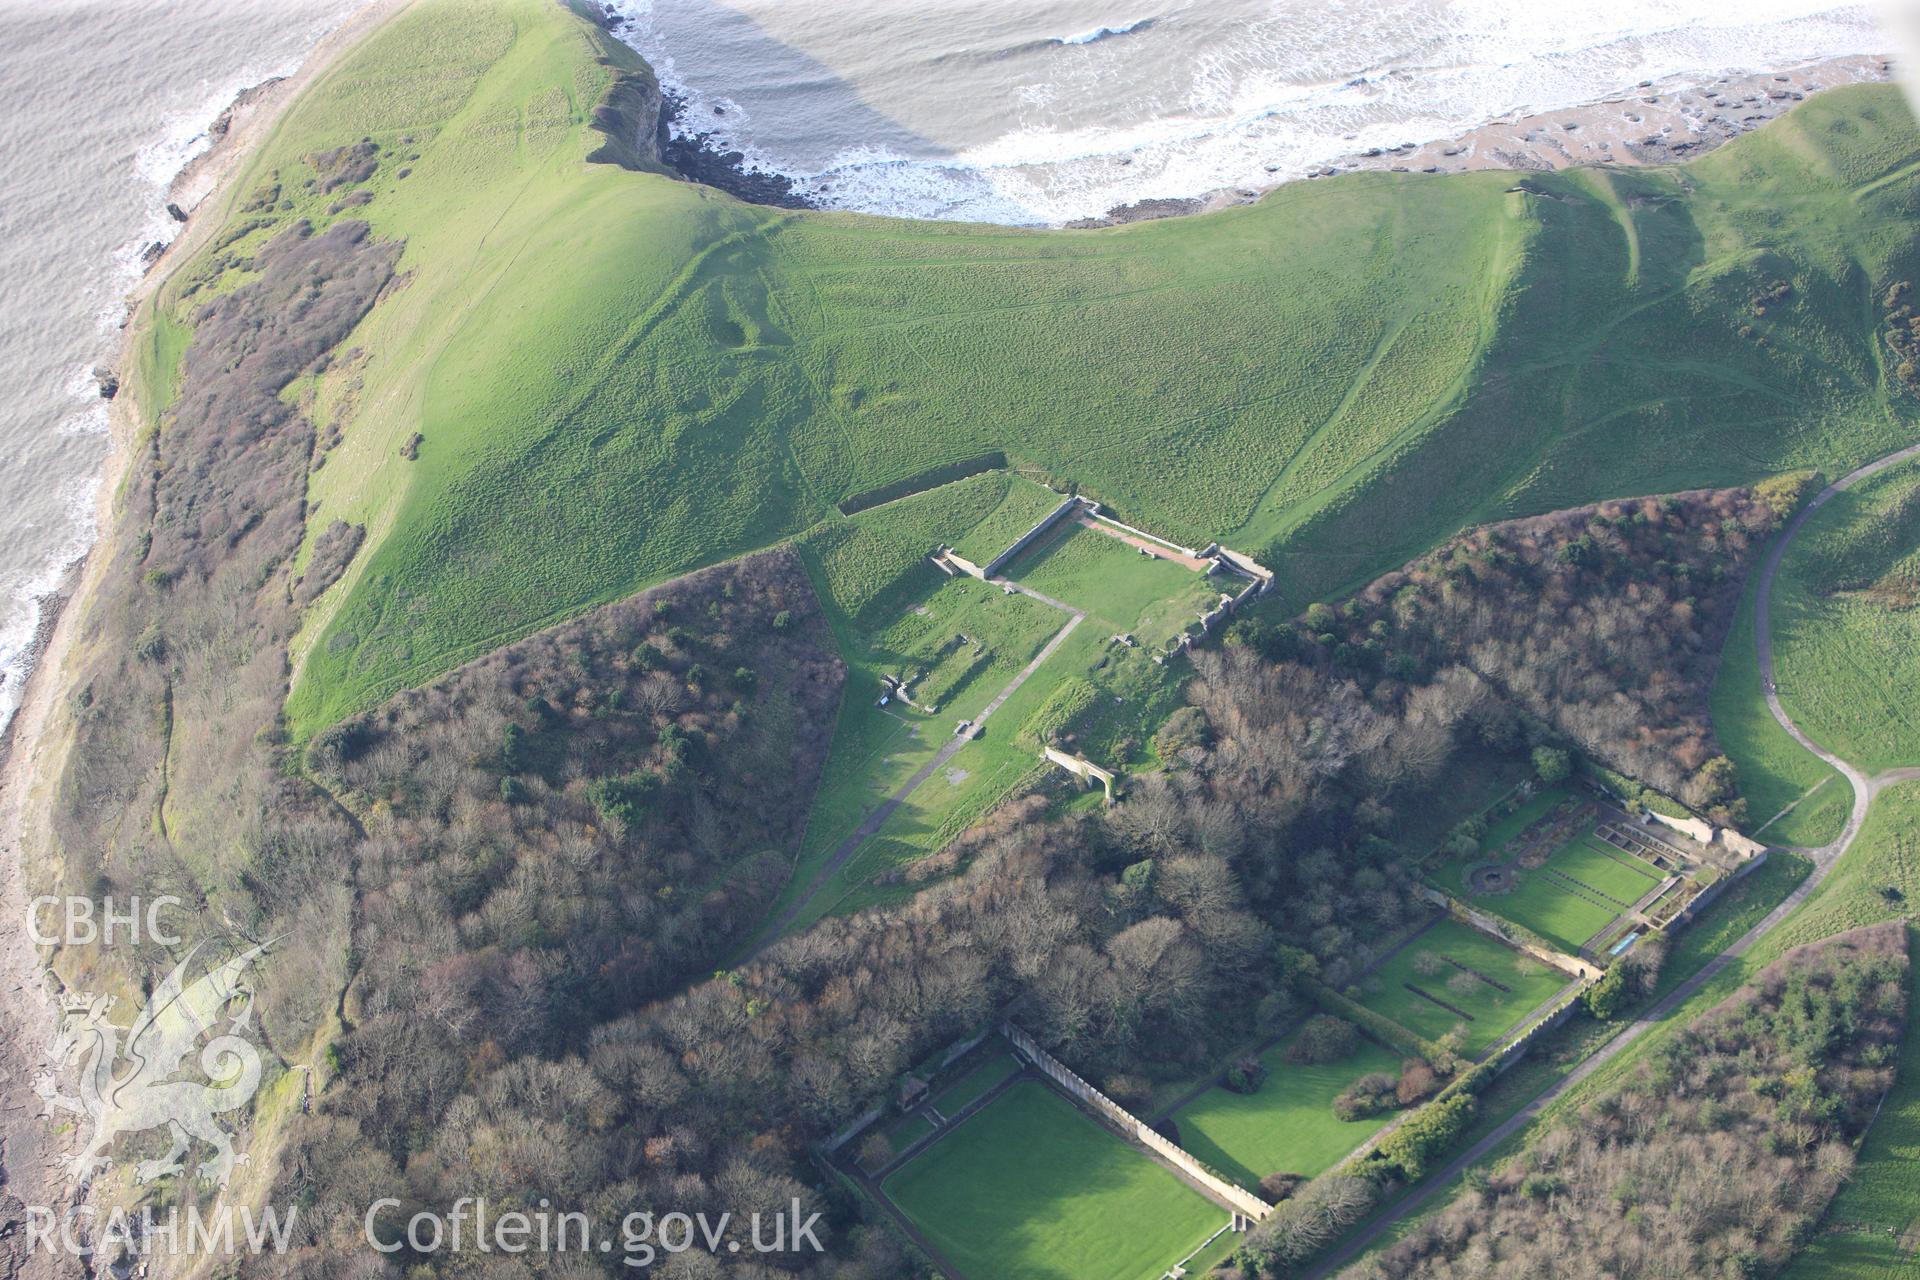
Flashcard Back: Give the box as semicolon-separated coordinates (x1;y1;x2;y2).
586;61;666;171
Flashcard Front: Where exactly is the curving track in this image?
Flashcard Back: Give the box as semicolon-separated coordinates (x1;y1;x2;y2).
1307;440;1920;1278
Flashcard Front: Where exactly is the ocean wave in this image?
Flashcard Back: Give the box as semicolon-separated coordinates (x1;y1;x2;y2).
2;42;330;739
1052;17;1156;47
608;0;1884;228
0;465;101;735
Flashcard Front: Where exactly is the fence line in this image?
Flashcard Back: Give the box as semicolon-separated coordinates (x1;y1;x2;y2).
1002;1021;1270;1222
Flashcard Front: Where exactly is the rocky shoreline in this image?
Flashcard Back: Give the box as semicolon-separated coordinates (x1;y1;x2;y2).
655;90;816;210
1069;53;1895;228
0;5;413;1273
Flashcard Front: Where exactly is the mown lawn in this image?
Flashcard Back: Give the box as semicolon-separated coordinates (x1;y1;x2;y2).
1434;788;1636;952
1551;838;1663;905
1172;1027;1404;1191
1352;918;1573;1056
1772;457;1920;776
1473;861;1620;955
885;1081;1223;1280
1009;523;1223;645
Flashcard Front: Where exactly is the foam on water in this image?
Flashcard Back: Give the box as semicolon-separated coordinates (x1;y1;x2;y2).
0;1;355;739
1053;17;1156;46
610;0;1885;226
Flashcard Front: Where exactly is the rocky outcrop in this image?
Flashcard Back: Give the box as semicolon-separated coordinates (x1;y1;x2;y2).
586;63;666;172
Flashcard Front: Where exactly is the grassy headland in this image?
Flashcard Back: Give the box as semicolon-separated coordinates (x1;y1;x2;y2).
120;0;1920;756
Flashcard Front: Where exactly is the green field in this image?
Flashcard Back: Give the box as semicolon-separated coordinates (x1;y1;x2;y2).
1010;523;1224;647
1710;568;1852;847
1762;783;1920;959
125;0;1920;741
885;1081;1223;1280
1554;838;1664;903
1171;1027;1405;1191
801;471;1014;628
1469;858;1626;955
1352;918;1574;1056
1474;788;1566;854
948;476;1070;567
1771;458;1920;775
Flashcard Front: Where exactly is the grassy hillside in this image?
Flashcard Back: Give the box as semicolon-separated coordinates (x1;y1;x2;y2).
125;0;1920;743
1771;457;1920;774
1709;571;1851;846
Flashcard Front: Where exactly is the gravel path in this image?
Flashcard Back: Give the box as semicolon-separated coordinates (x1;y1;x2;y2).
749;589;1083;951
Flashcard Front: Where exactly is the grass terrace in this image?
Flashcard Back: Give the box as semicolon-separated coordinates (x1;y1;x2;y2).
946;475;1070;568
929;1051;1023;1118
884;1080;1225;1280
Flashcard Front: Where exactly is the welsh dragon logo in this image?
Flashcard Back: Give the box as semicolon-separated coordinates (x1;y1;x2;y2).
34;940;270;1188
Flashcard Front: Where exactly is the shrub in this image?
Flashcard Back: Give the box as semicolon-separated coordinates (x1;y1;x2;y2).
1309;982;1444;1065
1397;1060;1440;1105
1104;1073;1152;1108
1532;745;1573;783
1259;1172;1305;1202
856;1132;893;1170
585;769;659;829
1585;963;1631;1019
1271;943;1321;988
134;621;167;663
1370;1092;1477;1182
1287;1015;1360;1065
1225;1054;1268;1094
1332;1072;1398;1121
1412;950;1444;978
1154;705;1211;761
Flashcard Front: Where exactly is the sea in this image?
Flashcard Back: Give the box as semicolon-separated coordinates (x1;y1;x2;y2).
0;0;1892;736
